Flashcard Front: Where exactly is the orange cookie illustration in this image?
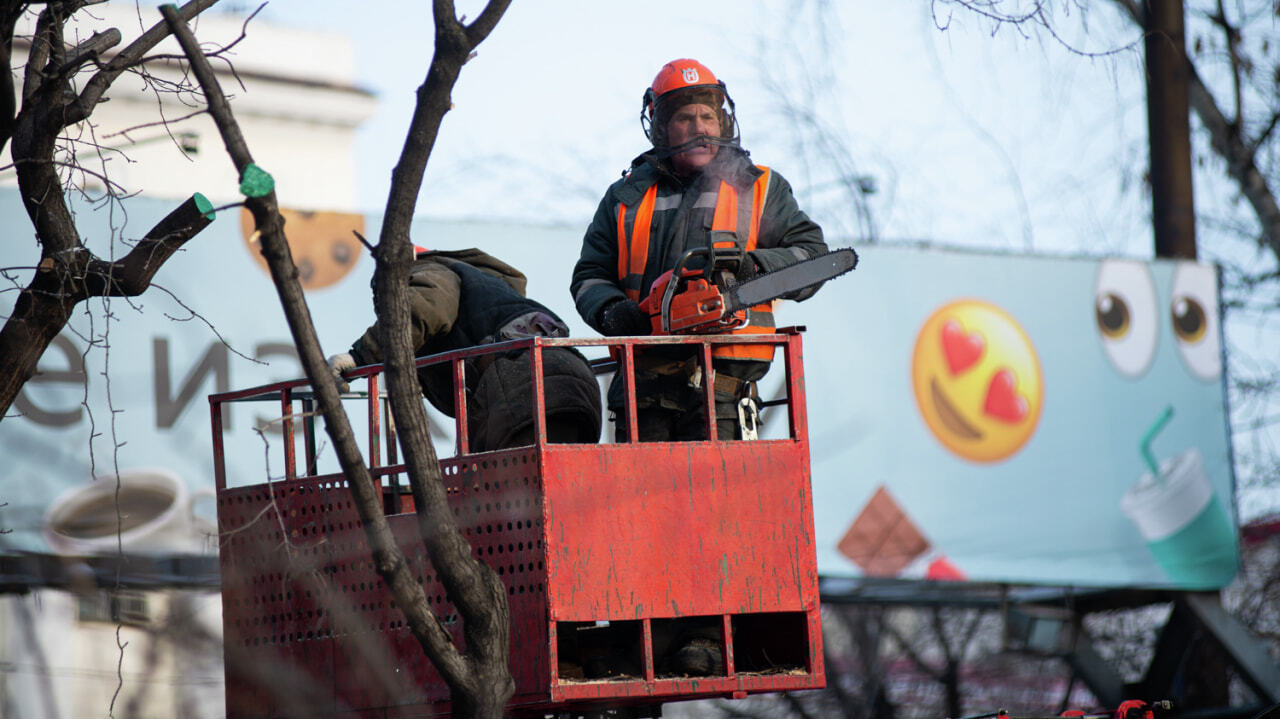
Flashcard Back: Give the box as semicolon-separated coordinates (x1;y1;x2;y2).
241;208;364;290
911;299;1043;463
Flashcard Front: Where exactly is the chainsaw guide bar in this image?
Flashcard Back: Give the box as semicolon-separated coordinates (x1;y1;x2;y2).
724;247;858;311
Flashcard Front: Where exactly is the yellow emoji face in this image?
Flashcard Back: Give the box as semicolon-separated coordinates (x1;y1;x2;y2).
911;299;1043;463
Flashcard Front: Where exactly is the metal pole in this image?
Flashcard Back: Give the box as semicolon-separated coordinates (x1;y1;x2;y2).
1144;0;1197;259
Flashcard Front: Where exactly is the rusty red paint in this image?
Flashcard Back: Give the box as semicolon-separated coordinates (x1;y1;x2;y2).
281;387;295;480
541;442;817;620
367;374;380;475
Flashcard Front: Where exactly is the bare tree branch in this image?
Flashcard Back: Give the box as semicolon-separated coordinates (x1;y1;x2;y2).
461;0;511;47
22;4;58;105
58;26;120;75
373;1;516;713
0;3;27;154
0;192;212;417
1208;0;1243;126
71;0;220;125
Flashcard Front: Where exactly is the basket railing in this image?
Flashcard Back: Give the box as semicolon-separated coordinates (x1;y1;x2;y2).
208;328;809;493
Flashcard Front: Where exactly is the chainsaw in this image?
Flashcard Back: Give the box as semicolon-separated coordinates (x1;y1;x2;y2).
637;246;858;334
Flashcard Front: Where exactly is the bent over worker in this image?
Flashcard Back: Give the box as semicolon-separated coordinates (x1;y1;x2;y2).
570;58;829;442
331;247;602;453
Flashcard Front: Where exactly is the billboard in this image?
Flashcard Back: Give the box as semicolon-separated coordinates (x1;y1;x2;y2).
0;190;1237;589
803;246;1238;590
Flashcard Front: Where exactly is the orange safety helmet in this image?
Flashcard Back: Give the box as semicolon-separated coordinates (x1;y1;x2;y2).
641;58;739;148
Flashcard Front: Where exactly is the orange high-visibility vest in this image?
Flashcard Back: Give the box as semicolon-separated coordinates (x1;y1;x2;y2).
616;167;776;361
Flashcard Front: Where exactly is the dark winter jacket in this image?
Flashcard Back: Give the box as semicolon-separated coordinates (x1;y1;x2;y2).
570;147;828;333
350;249;602;452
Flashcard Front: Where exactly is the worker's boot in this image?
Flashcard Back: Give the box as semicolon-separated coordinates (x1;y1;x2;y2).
668;633;723;677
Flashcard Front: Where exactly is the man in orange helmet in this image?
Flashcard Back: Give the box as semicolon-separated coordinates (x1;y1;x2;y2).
570;58;830;443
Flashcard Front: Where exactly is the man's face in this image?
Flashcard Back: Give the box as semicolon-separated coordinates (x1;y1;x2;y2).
666;102;721;175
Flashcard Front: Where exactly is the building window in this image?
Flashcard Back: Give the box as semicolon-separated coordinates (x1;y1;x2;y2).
78;589;151;627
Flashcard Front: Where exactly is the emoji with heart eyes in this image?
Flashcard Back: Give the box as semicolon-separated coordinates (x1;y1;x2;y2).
911;299;1043;463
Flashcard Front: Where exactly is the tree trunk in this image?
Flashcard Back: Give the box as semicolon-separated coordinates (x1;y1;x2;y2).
161;3;515;716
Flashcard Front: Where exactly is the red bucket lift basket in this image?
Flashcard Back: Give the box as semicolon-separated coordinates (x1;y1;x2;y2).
210;330;824;717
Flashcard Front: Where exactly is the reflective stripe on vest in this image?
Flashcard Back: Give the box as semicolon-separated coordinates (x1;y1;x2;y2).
617;184;658;301
615;166;776;361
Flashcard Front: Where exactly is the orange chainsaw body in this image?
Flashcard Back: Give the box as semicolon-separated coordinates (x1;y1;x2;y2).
638;267;747;334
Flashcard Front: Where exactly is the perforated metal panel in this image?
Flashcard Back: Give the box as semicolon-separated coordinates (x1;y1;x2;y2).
219;449;548;718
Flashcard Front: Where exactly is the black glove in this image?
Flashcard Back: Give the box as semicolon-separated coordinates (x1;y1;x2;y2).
598;298;652;336
735;252;761;283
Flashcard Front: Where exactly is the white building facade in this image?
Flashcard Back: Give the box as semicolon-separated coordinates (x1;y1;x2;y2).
0;5;375;718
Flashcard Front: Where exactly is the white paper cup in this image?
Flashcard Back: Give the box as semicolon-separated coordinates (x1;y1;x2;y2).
43;468;216;556
1121;449;1237;587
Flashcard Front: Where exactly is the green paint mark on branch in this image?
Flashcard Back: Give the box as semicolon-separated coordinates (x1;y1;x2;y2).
239;164;275;198
193;192;215;220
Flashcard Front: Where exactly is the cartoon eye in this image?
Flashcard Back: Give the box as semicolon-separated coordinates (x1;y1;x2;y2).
1096;293;1130;338
1095;260;1158;378
1172;297;1206;342
1170;263;1221;381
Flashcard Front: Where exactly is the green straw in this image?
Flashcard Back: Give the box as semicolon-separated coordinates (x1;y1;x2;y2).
1140;405;1174;476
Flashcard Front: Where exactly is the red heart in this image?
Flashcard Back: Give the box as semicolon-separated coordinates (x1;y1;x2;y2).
940;319;984;375
984;368;1028;423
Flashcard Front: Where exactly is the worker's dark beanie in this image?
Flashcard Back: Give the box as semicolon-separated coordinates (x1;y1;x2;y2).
655;88;725;130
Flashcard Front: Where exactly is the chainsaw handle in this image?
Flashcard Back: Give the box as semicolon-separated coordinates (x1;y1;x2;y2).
668;245;747;281
660;248;711;333
660;246;747;330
